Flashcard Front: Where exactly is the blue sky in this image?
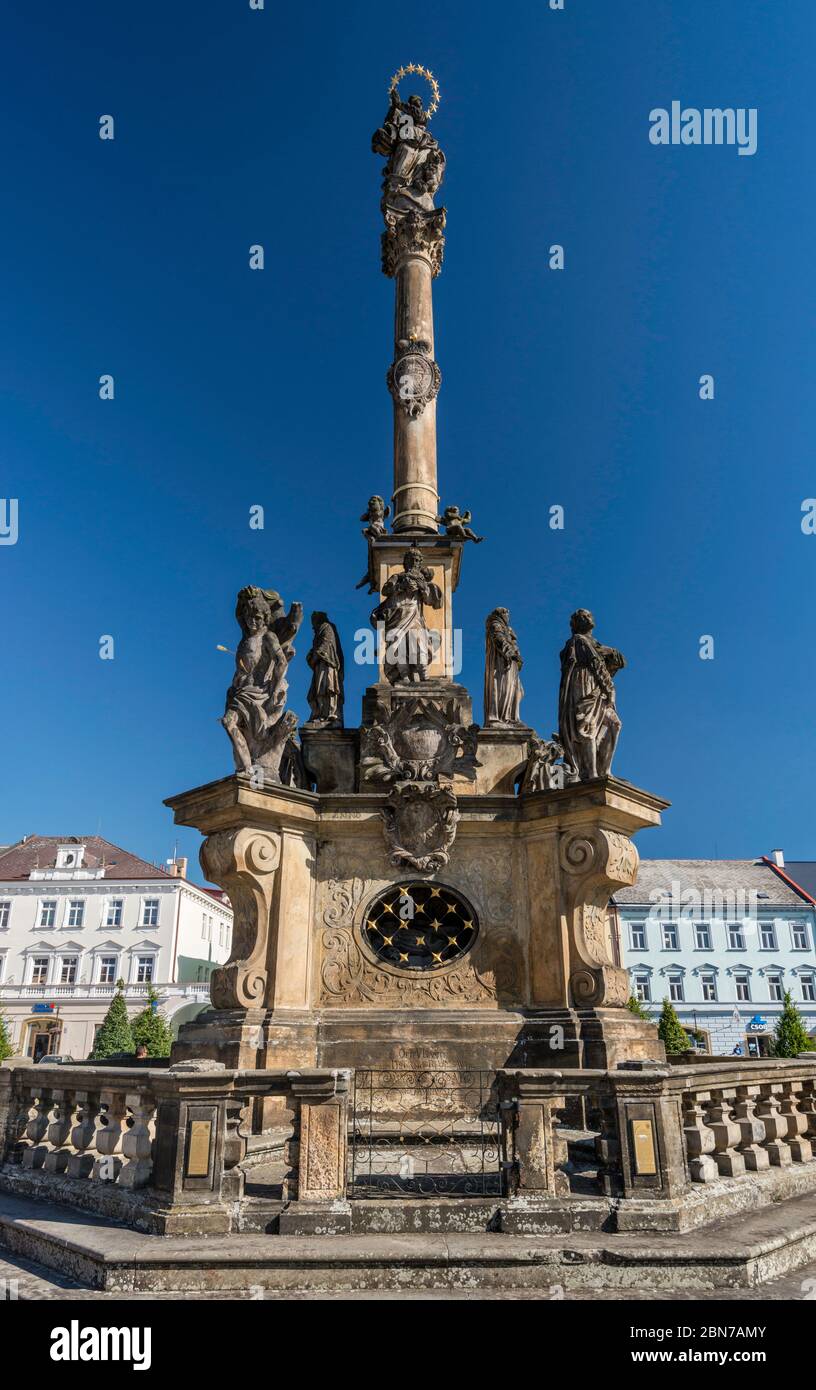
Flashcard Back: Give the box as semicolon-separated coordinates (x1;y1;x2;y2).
3;1;814;875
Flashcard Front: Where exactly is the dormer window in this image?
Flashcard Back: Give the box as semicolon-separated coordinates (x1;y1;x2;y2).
56;844;85;869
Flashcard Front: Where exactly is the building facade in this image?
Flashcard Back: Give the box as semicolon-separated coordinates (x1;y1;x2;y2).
614;857;816;1055
0;835;232;1060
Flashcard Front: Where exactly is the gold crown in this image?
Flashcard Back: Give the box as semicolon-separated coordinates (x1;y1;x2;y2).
388;64;440;120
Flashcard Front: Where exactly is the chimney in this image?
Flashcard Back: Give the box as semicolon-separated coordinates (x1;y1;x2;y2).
772;849;785;868
167;857;188;879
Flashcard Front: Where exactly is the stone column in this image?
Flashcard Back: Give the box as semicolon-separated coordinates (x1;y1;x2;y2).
279;1070;352;1234
383;213;445;533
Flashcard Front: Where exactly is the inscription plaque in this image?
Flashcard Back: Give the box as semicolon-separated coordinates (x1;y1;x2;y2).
186;1119;213;1178
630;1118;658;1176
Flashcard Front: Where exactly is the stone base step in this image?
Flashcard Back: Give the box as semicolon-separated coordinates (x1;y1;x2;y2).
3;1189;816;1295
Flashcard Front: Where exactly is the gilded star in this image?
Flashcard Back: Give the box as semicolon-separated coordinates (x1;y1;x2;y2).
431;951;443;964
399;952;409;963
366;919;378;932
446;902;458;914
447;935;459;947
461;919;473;931
415;935;426;946
430;919;441;931
382;901;395;914
429;885;442;897
382;935;394;946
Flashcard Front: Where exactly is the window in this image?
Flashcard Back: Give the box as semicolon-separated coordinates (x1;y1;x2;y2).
629;922;647;951
668;975;684;1002
662;924;678;951
39;900;57;928
759;923;776;950
767;973;784;1002
0;901;10;929
67;900;85;928
701;971;717;1002
0;953;5;982
727;923;745;950
31;956;49;984
694;923;711;950
802;976;816;1003
136;955;155;983
98;955;118;985
59;956;78;984
106;899;123;928
734;972;751;1002
791;922;810;950
633;973;651;1003
141;899;159;927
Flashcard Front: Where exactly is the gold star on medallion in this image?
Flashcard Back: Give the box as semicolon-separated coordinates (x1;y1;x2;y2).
415;935;425;946
382;935;394;946
399;952;409;963
431;951;443;964
447;935;459;947
429;885;442;897
430;918;441;930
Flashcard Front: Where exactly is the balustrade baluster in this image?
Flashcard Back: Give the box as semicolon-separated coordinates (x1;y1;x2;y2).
756;1085;793;1167
91;1091;126;1183
21;1091;50;1169
43;1090;74;1174
682;1093;718;1182
118;1093;157;1189
733;1086;770;1171
706;1090;746;1178
67;1091;100;1179
780;1081;814;1163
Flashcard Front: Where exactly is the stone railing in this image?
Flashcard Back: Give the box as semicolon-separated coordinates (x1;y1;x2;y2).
0;1061;351;1235
497;1056;816;1216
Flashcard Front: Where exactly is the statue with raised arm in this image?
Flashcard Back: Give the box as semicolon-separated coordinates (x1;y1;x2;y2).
558;609;624;781
371;544;443;684
372;78;446;220
484;608;524;726
221;585;303;782
305;611;344;727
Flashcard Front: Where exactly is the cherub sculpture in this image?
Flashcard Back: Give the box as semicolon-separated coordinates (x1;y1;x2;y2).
517;733;573;794
361;495;390;540
221;586;303;783
437;505;484;543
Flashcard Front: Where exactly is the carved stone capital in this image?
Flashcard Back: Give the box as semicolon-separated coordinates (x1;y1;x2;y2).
381;209;446;278
559;828;638;1008
201;828;281;1011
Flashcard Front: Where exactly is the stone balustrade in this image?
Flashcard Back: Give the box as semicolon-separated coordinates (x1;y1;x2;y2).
497;1056;816;1211
0;1061;351;1235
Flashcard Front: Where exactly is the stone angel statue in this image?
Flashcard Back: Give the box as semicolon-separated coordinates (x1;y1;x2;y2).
221;585;303;783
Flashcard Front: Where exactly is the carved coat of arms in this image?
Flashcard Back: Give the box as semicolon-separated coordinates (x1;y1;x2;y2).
381;781;459;872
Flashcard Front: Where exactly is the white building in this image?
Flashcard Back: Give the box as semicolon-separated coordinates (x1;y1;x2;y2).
0;835;233;1061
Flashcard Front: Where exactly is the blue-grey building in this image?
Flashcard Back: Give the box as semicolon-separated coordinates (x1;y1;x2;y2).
613;855;816;1056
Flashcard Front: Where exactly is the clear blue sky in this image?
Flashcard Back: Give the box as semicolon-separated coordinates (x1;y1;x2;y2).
3;1;814;875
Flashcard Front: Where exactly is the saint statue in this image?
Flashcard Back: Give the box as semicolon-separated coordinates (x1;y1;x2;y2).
305;611;344;727
221;585;302;780
484;608;524;725
372;88;446;218
371;544;443;684
558;609;624;781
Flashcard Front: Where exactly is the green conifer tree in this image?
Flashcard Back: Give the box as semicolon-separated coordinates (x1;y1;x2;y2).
0;1009;14;1062
771;990;816;1058
657;997;691;1054
626;994;652;1022
88;980;134;1059
131;987;173;1058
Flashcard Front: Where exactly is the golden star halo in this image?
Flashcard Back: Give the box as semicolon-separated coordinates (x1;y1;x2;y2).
388;64;441;120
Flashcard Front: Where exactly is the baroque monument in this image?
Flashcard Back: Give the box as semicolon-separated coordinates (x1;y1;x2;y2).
165;67;668;1075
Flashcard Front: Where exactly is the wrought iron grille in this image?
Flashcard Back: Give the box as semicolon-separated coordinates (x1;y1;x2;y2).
348;1068;502;1198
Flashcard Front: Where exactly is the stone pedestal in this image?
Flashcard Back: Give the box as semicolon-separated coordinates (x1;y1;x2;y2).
165;772;668;1075
301;727;357;794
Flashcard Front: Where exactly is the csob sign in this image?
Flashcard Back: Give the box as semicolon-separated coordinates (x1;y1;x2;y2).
747;1015;769;1033
31;1002;56;1015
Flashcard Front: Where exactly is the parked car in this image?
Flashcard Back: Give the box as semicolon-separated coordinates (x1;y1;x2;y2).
36;1054;75;1064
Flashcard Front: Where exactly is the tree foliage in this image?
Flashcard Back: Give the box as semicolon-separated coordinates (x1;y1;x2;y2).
131;987;173;1058
88;980;134;1059
772;990;816;1057
657;997;691;1054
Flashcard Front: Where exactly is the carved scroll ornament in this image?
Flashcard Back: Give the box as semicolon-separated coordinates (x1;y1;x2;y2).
201;828;281;1010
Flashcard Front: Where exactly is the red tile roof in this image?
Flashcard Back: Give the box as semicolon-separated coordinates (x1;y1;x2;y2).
0;835;173;882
